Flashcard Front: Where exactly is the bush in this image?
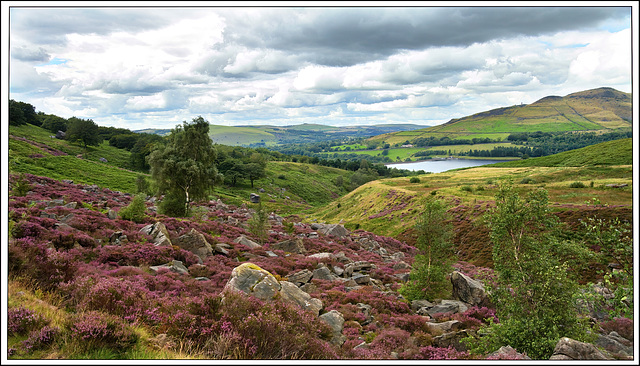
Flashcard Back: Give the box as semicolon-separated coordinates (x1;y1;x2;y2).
409;177;421;183
8;306;47;336
519;177;535;184
569;181;586;188
460;185;473;192
69;311;138;352
118;194;147;223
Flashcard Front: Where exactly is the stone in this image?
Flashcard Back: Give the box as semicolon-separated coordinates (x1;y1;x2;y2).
150;260;189;275
279;281;323;316
64;201;78;209
411;299;435;312
99;157;108;163
549;337;611;360
172;228;214;262
425;320;461;334
250;193;260;203
451;271;487;306
319;310;346;346
486;345;531;360
271;238;306;254
308;252;335;261
234;235;262;249
317;224;350;238
351;273;371;285
287;269;313;286
223;263;282;301
140;222;172;247
313;266;337;281
107;209;118;220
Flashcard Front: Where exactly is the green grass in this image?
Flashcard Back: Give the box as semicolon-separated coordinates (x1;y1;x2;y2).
208;124;277;146
490;138;633;168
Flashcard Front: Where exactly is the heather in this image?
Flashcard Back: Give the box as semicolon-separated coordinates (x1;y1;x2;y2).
6;172;634;361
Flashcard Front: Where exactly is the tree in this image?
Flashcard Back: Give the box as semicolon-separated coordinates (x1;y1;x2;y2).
66;117;102;148
41;114;68;133
147;116;219;216
9;100;37;126
467;181;591;359
399;196;455;301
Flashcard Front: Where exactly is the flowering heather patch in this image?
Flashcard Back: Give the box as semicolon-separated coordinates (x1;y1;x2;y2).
7;306;47;336
21;326;60;352
69;311;139;351
599;317;633;342
402;345;472;360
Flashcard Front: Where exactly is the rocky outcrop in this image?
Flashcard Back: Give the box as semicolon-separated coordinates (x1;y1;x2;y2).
451;271;487;306
149;260;189;275
311;223;349;238
140;222;172;247
271;238;306;254
279;281;323;316
549;337;611;360
319;310;346;346
172;228;214;263
234;235;262;249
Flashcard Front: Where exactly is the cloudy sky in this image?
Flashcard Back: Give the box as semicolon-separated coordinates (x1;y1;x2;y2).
4;2;636;130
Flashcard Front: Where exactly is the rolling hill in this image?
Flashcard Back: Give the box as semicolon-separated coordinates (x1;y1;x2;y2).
368;87;632;145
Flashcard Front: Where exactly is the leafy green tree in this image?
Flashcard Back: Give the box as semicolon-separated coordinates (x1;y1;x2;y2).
118;194;147;223
400;197;455;301
147;116;219;216
66;117;103;148
9;100;37;126
41;114;68;133
467;181;591;359
247;202;270;244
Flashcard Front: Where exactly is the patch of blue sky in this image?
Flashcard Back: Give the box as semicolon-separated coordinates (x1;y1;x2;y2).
37;57;68;66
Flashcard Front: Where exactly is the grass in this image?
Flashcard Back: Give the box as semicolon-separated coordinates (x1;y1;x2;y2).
208;124;278;146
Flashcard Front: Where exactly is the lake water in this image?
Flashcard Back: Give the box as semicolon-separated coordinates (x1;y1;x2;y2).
386;158;512;173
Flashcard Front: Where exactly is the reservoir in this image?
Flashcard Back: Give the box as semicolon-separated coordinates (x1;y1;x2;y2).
386;158;512;173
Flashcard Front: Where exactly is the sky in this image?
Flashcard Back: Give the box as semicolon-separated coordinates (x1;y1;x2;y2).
3;2;637;130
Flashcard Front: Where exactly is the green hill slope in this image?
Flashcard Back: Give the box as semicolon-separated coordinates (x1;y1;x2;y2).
368;87;631;145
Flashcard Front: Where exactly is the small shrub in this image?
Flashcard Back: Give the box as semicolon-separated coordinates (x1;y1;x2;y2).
69;311;139;352
569;181;586;188
519;177;535;184
21;326;60;352
277;174;286;180
118;194;147;223
11;173;32;197
460;185;473;192
409;177;421;183
8;306;47;336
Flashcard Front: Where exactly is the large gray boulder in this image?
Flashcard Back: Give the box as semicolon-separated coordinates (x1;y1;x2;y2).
223;263;282;300
271;238;306;254
451;271;487;306
173;228;213;262
319;310;346;346
140;222;172;247
234;235;262;249
317;224;349;238
150;260;189;275
549;337;611;360
279;281;323;316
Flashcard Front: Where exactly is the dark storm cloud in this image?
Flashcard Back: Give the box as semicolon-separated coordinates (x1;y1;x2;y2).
10;46;50;62
221;7;629;66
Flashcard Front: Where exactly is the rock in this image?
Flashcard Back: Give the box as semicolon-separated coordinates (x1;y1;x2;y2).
214;244;229;256
140;222;172;247
233;235;262;249
411;299;435;312
595;332;633;357
392;261;411;270
271;238;306;254
279;281;323;316
319;310;346;346
606;183;628;188
549;337;611;360
344;261;375;277
109;231;128;245
64;201;78;209
351;273;371;285
425;320;461;334
486;345;531;360
99;157;108;163
223;263;282;301
317;224;350;238
313;266;338;281
287;269;313;286
150;260;189;275
433;329;474;351
173;228;214;262
356;303;374;325
426;300;466;317
107;209;118;220
55;130;66;139
451;271;487;306
250;193;260;203
308;252;335;261
47;199;64;208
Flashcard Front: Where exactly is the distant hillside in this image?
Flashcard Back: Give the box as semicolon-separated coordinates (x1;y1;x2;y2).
368;87;632;145
139;123;431;146
489;138;633;168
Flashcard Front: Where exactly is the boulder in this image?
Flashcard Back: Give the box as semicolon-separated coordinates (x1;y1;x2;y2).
486;345;531;360
140;222;172;247
279;281;323;316
173;228;214;262
313;266;338;281
234;235;262;249
549;337;611;360
317;224;349;238
107;209;118;220
411;299;435;312
451;271;487;306
319;310;346;346
250;193;260;203
150;260;189;275
223;263;282;300
425;320;461;334
426;300;467;317
595;332;633;358
287;269;313;286
271;238;306;254
308;252;335;261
